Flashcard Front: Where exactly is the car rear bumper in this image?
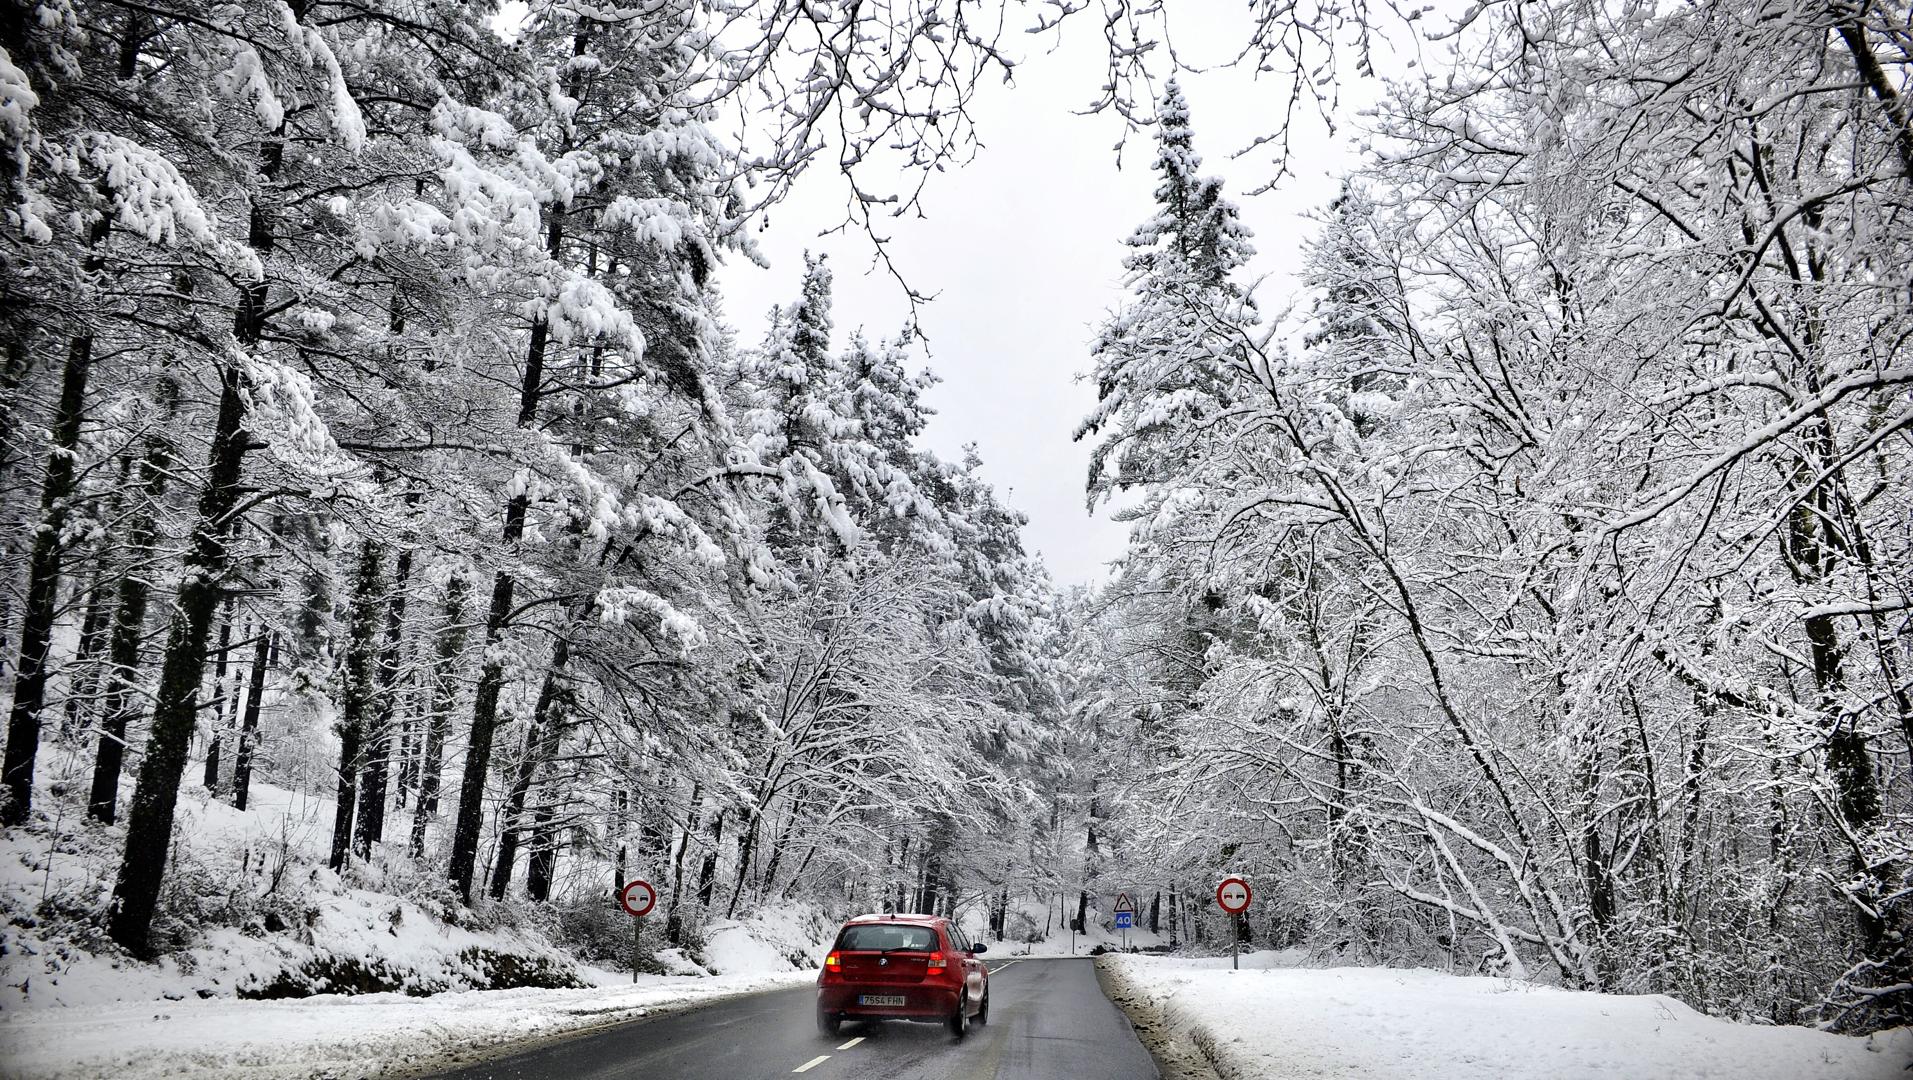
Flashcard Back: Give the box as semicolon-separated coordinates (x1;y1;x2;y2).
817;983;959;1021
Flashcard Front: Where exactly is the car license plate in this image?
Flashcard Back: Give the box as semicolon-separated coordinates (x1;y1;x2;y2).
858;994;906;1007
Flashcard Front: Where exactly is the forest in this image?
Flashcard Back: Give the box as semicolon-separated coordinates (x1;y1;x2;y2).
1;0;1909;1044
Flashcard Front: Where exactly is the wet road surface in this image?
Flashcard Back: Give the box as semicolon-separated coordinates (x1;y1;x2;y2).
426;957;1158;1080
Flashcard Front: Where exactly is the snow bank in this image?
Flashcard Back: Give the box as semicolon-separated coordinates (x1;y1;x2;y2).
1;777;576;1011
0;968;815;1080
699;902;837;974
1099;954;1913;1080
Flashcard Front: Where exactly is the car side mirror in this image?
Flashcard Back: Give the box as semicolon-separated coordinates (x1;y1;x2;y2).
972;941;987;954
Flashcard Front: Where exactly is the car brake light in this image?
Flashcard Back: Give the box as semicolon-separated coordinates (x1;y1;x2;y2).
825;952;841;972
927;952;947;970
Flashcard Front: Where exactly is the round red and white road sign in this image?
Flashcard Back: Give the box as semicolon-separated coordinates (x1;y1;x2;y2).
1215;876;1252;915
620;879;657;917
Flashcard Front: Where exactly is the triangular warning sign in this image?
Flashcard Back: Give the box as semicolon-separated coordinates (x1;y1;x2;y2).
1114;892;1135;913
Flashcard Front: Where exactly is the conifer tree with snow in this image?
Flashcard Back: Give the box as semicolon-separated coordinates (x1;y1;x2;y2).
1076;78;1256;506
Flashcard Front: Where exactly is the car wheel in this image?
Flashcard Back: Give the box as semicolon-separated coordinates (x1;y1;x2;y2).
974;987;990;1027
817;1009;841;1037
949;992;969;1040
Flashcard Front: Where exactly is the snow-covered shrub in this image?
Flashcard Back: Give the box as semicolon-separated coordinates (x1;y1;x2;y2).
543;894;668;973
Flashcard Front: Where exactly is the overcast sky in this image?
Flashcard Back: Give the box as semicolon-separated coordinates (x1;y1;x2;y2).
717;9;1370;586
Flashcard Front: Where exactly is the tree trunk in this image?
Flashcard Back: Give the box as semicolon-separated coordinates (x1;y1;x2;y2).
696;808;726;908
105;109;283;955
526;807;556;902
202;609;234;793
409;575;468;857
758;809;799;904
231;631;274;812
61;557;114;738
489;636;571;900
725;809;760;918
3;267;105;823
354;547;411;856
105;358;253;957
0;328;32;488
666;782;701;943
87;431;171;824
332;541;384;870
447;214;562;905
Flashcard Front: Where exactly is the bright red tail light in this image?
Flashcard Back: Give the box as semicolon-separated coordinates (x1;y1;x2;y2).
927;952;947;970
825;952;842;972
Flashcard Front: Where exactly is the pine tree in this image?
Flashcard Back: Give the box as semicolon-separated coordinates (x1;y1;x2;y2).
1076;78;1256;504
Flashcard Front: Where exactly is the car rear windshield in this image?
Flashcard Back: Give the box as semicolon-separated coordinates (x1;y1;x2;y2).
837;924;939;952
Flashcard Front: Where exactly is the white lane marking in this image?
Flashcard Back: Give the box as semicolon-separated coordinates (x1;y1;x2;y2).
836;1036;865;1050
987;959;1022;974
794;1055;831;1073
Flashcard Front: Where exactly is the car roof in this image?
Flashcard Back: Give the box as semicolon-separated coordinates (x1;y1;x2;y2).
844;912;943;925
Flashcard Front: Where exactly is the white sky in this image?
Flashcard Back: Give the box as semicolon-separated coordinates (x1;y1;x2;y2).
715;9;1373;586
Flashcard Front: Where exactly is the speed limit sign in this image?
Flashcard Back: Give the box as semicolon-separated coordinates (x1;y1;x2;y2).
1216;876;1251;914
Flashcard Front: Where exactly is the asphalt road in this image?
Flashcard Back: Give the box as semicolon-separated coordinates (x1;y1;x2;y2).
426;957;1159;1080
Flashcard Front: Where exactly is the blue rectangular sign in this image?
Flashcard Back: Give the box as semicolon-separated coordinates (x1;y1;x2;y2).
1114;911;1133;929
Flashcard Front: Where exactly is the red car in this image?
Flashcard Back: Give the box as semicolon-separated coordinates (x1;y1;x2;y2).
815;913;990;1038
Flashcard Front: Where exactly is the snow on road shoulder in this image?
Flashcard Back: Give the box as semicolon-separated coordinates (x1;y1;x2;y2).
1099;953;1913;1080
0;968;815;1080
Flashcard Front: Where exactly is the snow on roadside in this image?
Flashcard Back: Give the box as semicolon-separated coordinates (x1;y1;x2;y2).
1;776;577;1011
700;902;837;974
0;968;816;1080
1099;953;1913;1080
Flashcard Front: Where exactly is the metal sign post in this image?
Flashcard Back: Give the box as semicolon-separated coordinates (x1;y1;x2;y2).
621;879;657;984
1114;892;1136;951
1215;877;1252;971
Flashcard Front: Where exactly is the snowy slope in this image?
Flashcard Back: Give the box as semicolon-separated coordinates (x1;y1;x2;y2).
1;769;579;1010
0;753;842;1078
1101;954;1913;1080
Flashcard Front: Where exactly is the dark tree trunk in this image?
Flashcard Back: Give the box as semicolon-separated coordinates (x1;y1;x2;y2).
105;110;282;955
725;810;760;919
526;808;556;902
62;558;114;738
448;214;562;905
231;631;274;812
332;541;384;870
409;575;468;857
202;609;233;793
354;547;411;856
105;359;252;956
757;809;799;904
0;327;33;488
697;808;726;908
666;782;701;943
87;431;171;824
490;636;571;900
3;282;105;823
1149;891;1160;935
